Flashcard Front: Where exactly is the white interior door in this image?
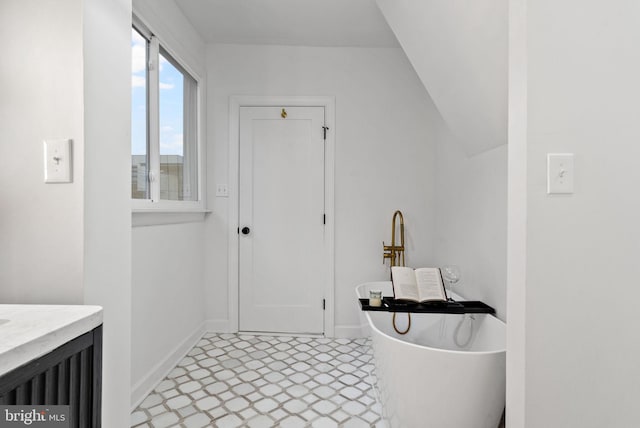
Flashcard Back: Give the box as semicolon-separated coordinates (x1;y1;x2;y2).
239;106;325;334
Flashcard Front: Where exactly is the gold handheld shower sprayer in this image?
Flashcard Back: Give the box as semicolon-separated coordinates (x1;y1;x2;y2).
383;210;405;268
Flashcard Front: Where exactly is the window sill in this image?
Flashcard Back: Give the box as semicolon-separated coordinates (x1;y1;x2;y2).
132;209;211;227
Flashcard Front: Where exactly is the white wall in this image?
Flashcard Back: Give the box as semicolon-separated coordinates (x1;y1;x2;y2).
82;0;132;425
1;0;133;425
0;0;84;304
374;1;509;323
205;44;440;334
375;0;508;156
434;127;507;320
509;0;640;426
131;222;205;404
130;0;208;406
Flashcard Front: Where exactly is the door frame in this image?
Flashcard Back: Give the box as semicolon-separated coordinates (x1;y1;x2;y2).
228;96;336;337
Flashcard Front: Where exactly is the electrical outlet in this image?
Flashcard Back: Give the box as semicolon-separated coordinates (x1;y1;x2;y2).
216;183;228;197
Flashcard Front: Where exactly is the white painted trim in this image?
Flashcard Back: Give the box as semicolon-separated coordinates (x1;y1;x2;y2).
132;211;209;227
506;0;528;425
131;12;207;213
130;322;206;410
148;36;160;203
206;319;231;333
334;324;366;339
131;6;206;80
228;96;336;337
240;331;324;338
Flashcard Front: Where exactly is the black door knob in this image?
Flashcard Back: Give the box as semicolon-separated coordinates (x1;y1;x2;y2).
241;227;250;235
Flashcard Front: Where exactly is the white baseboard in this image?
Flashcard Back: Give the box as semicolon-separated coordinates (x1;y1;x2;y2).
203;319;361;338
206;319;230;333
130;322;206;411
334;324;365;339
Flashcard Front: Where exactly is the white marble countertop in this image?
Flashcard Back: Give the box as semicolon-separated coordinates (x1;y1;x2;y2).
0;305;103;376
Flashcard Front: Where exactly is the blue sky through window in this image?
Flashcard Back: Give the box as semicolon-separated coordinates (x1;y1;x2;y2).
131;29;184;157
159;53;184;157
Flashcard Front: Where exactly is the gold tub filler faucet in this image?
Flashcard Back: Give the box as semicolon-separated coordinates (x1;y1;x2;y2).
383;210;405;268
383;210;412;335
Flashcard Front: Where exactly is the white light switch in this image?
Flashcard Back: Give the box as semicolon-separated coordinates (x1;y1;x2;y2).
216;183;228;197
44;139;72;183
547;153;573;194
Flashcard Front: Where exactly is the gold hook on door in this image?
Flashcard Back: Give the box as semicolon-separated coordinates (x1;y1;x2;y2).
281;108;287;118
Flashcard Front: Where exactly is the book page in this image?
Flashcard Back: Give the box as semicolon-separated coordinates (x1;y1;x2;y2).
414;268;446;302
391;266;420;302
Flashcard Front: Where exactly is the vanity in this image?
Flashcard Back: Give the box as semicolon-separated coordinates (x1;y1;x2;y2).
0;305;103;427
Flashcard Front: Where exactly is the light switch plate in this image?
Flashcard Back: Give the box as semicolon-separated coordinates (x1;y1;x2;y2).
547;153;573;194
44;139;72;183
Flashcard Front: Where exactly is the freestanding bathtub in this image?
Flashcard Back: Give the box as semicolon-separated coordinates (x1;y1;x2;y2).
356;282;505;428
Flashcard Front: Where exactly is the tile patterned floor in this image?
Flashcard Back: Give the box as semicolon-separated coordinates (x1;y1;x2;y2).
131;333;385;428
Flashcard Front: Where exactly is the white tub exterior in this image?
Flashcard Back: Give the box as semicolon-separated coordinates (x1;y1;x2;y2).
357;282;505;428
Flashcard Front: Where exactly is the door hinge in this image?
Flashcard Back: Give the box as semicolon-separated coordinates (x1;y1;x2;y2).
237;227;239;234
323;214;326;225
322;126;329;140
322;299;326;310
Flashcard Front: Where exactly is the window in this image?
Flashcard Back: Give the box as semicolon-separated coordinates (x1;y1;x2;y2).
131;27;148;199
131;23;200;208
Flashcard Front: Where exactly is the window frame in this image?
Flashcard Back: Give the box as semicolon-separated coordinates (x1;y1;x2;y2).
131;16;206;213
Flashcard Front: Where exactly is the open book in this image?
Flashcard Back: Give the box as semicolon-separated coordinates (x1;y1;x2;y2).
391;266;447;303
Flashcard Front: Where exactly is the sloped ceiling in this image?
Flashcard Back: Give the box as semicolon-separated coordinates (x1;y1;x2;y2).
171;0;506;155
376;0;507;155
174;0;399;48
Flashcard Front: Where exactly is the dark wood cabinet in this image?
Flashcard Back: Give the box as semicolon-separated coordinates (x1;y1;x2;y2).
0;325;102;428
